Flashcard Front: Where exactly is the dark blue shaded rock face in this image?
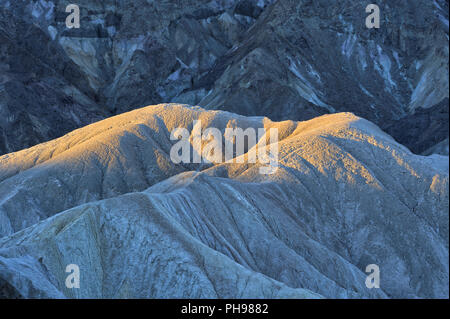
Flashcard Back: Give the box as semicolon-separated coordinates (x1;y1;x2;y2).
195;0;449;154
0;0;275;154
0;0;448;155
0;276;23;299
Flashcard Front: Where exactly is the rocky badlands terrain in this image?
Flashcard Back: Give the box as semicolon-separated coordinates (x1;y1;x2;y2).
0;0;448;155
0;104;448;298
0;0;448;299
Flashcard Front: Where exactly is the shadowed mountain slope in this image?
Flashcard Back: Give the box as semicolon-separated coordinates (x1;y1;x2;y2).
0;0;448;155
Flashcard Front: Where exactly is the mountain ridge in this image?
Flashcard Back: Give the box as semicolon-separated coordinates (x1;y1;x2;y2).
0;103;447;298
0;0;448;155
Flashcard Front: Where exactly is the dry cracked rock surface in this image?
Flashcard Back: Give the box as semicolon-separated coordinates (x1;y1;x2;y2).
0;104;448;298
0;0;448;156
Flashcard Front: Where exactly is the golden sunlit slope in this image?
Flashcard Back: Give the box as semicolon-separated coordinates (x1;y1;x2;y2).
0;103;381;236
0;104;448;298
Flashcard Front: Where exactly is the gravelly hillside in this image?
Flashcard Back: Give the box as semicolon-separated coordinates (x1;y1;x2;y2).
0;104;447;298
